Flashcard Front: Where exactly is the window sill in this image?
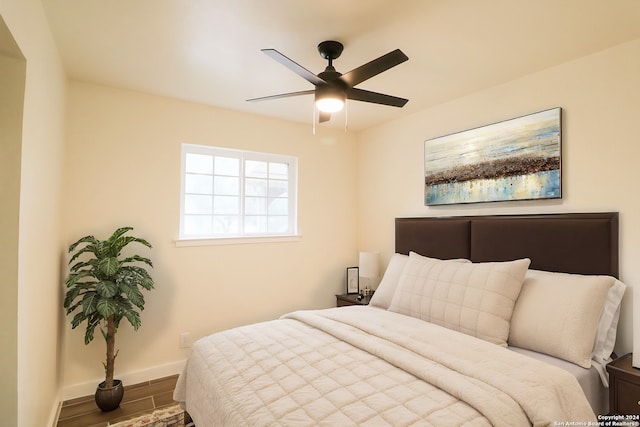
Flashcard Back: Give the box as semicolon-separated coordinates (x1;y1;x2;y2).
175;234;302;247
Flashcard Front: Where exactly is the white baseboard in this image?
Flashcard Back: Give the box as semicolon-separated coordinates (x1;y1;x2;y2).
61;359;186;401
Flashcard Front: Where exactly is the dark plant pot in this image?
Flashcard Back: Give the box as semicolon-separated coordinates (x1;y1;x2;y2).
95;379;124;412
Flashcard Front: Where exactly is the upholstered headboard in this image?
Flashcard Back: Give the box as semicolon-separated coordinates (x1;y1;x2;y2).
395;212;618;278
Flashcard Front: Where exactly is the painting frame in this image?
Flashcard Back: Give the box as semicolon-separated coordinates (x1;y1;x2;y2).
424;108;562;206
346;267;359;294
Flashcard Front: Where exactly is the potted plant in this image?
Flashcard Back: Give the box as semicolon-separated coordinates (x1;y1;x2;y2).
64;227;154;411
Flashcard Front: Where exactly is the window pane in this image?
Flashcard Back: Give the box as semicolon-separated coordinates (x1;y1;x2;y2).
213;215;239;234
215;156;239;176
186;153;213;174
185;194;212;214
268;216;289;232
244;215;267;233
269;162;288;180
245;197;267;215
245;178;267;196
268;198;288;215
185;174;212;194
245;160;268;178
213;196;239;214
214;176;239;196
181;144;297;240
268;180;288;197
183;215;212;235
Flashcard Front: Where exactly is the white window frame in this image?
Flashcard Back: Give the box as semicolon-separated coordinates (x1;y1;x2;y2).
178;143;299;246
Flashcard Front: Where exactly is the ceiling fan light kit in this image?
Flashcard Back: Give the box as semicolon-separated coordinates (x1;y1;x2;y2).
315;86;346;113
247;40;409;125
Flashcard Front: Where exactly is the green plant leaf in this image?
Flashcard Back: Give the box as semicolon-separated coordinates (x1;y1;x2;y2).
95;241;112;259
142;277;154;291
111;297;141;329
120;281;144;308
121;255;153;268
98;257;121;277
68;243;98;265
84;315;101;344
81;291;99;315
107;227;151;249
111;236;135;254
69;260;95;272
107;227;134;245
65;299;84;315
96;298;117;318
123;309;141;330
112;235;151;255
70;311;88;329
68;235;97;253
96;281;118;298
120;266;155;289
63;287;81;309
65;271;96;288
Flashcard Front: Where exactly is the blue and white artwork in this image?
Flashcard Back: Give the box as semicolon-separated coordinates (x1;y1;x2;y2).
424;108;561;206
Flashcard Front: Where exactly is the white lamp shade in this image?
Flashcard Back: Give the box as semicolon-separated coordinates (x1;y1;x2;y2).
359;252;379;279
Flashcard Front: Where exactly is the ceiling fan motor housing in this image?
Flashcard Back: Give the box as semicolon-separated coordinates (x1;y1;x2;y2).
315;84;345;102
318;68;345;85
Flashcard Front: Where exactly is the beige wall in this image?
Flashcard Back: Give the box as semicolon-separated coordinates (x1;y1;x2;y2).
0;17;26;427
356;38;640;357
0;1;68;426
61;82;358;395
61;39;640;395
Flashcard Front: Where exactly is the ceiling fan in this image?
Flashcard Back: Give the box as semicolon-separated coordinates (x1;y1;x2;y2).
247;41;409;123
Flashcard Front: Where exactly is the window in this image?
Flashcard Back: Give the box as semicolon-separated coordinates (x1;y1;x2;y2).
179;144;298;242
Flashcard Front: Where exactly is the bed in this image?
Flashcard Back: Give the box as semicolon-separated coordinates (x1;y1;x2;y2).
174;212;625;426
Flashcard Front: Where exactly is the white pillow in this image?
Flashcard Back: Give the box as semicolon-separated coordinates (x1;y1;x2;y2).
508;270;615;368
369;253;409;309
592;279;626;365
369;253;469;309
388;252;530;346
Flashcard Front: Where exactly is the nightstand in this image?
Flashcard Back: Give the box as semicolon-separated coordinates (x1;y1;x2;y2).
336;293;372;307
606;353;640;415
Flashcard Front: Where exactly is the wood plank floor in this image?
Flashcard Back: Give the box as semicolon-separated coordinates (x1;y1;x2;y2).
57;375;182;427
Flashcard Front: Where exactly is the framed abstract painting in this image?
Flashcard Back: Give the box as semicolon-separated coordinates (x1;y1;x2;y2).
424;108;561;206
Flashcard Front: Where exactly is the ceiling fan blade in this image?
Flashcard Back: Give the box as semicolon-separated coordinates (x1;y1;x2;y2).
340;49;409;87
319;111;331;123
247;90;315;102
261;49;326;86
346;88;408;107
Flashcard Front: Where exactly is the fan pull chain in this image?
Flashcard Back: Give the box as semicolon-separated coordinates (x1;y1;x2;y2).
344;102;348;132
312;104;317;135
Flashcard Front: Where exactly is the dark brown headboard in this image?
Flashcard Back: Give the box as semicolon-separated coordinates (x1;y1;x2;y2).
396;213;618;278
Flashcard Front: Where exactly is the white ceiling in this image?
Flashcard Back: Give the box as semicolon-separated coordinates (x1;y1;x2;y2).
41;0;640;131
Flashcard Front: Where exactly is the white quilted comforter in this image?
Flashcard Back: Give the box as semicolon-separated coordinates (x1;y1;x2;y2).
174;306;596;426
